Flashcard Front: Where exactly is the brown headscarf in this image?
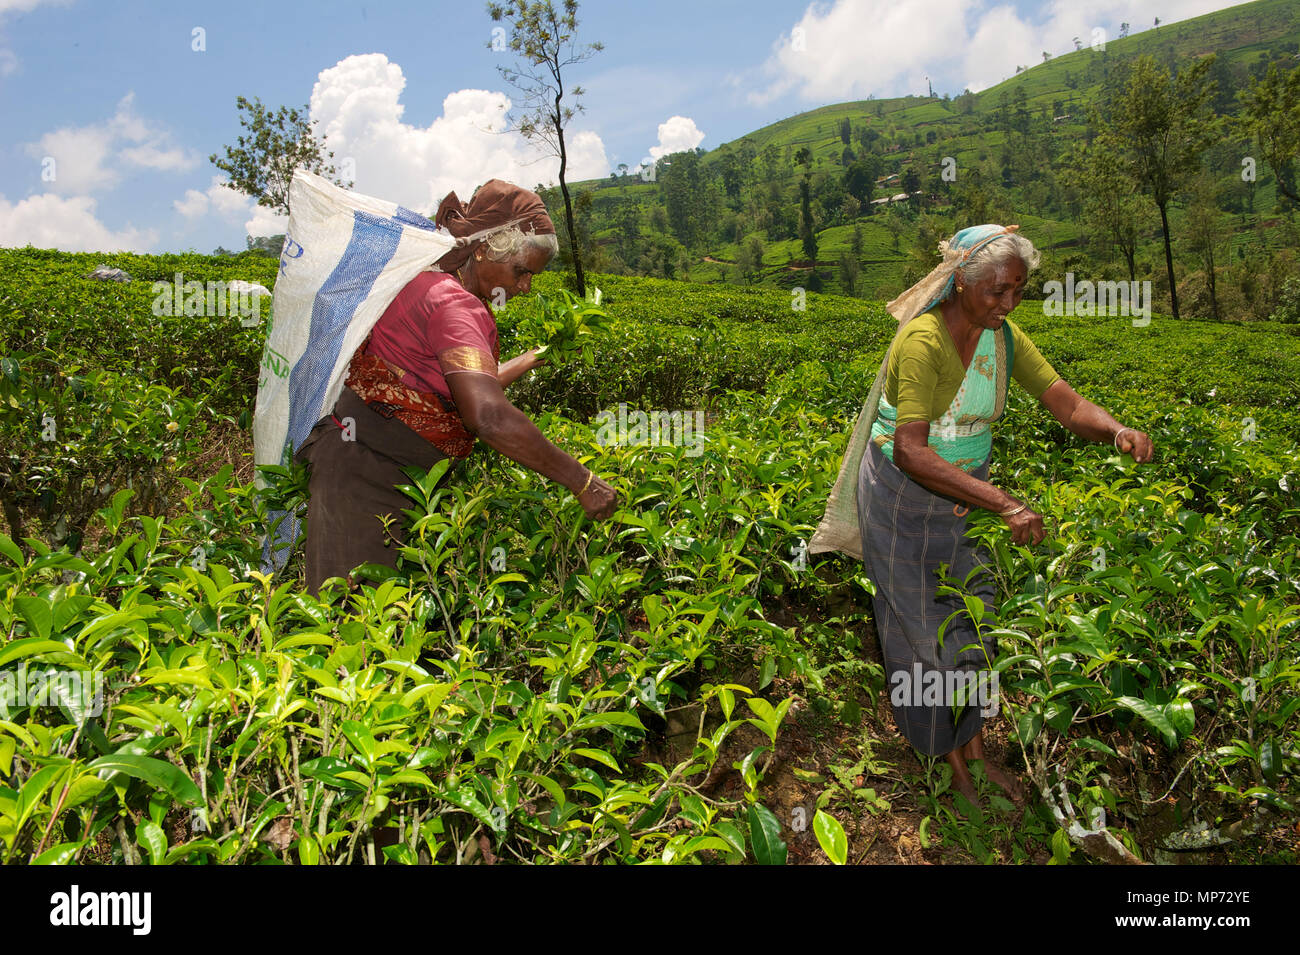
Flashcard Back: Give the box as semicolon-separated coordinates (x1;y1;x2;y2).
434;179;555;273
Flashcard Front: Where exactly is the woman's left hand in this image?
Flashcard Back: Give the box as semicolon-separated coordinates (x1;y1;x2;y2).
1115;428;1153;464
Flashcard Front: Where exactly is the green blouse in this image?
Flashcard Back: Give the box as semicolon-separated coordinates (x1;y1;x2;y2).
884;312;1060;424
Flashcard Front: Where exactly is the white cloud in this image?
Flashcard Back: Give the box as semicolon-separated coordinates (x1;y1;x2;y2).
173;175;251;221
648;116;705;160
25;124;116;192
746;0;973;104
244;204;287;239
0;192;156;252
961;4;1041;92
747;0;1239;101
960;0;1233;90
171;175;284;239
24;92;199;194
0;0;72;12
120;144;199;171
172;189;208;221
307;53;609;214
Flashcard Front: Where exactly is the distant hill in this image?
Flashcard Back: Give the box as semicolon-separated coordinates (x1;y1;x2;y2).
541;0;1300;321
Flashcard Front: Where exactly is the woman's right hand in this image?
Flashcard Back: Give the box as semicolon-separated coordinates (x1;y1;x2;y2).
578;474;619;521
1003;503;1046;546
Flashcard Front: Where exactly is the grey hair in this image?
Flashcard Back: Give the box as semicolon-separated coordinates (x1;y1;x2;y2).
480;226;559;263
959;233;1040;286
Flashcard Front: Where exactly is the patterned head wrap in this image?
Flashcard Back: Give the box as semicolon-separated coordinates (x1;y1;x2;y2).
433;179;555;273
886;224;1020;326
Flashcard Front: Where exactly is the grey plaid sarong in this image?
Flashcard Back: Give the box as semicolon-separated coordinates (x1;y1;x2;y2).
856;441;996;756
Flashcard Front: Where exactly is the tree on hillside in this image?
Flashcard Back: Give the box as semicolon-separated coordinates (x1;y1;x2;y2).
662;150;714;248
843;158;879;205
1238;61;1300;204
210;96;349;215
838;250;860;296
737;235;765;285
717;150;744;200
902;161;922;195
799;176;818;263
841;222;866;295
1106;54;1220;320
1185;171;1228;321
883;208;906;251
616;200;641;265
1067;139;1147;283
550;188;602;275
487;0;603;296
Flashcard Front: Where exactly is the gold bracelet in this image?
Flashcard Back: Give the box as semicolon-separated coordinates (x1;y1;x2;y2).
999;503;1026;518
575;469;594;497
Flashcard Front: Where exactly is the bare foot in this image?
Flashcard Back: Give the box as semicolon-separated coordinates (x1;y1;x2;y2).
946;750;979;813
980;760;1026;806
953;775;979;808
958;732;1026;807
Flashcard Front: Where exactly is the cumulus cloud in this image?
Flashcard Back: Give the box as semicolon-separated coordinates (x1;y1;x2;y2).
26;124;116;193
0;192;156;252
747;0;1235;101
173;175;253;220
648;116;705;160
120;143;196;172
307;53;609;213
172;175;285;239
245;204;287;239
24;92;200;194
743;0;971;104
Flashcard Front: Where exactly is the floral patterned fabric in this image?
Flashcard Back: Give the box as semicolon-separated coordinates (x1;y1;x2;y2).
343;332;498;459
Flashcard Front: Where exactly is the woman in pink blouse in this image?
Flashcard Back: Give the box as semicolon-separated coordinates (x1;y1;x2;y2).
296;180;618;594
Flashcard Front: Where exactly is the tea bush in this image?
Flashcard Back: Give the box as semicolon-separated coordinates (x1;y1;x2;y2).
1;249;1296;864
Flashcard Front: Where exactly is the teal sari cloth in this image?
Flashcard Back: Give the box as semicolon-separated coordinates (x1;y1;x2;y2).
870;321;1012;472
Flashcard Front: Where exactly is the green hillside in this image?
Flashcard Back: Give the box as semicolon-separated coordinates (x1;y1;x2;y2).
545;0;1300;319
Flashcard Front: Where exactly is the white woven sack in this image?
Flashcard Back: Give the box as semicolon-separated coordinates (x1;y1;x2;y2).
253;169;456;571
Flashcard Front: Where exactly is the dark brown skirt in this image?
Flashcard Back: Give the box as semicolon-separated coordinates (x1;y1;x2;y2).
295;386;454;596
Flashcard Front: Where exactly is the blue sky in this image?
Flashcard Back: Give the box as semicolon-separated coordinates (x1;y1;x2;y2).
0;0;1247;253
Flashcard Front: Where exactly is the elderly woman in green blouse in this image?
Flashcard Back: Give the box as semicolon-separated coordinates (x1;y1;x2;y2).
813;224;1153;808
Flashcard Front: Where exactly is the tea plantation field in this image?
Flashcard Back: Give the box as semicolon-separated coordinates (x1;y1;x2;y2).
1;248;1297;864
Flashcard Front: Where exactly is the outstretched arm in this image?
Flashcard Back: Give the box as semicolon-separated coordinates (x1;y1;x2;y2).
496;348;546;389
445;369;618;521
1037;380;1154;463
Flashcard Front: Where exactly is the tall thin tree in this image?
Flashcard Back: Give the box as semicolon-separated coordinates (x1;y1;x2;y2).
487;0;602;296
1107;54;1219;319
